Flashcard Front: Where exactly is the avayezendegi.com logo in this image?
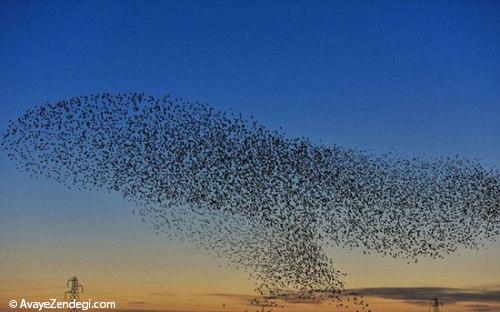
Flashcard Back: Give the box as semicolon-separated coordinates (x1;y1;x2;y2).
8;299;116;311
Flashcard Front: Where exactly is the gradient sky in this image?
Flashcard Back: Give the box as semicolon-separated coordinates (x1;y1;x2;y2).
1;1;499;311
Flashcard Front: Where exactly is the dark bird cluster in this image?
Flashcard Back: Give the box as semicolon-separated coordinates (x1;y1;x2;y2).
2;93;499;311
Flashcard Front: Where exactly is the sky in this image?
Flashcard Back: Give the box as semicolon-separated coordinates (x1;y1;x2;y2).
0;1;499;311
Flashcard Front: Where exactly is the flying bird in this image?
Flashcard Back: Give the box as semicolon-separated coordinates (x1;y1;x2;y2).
2;93;499;310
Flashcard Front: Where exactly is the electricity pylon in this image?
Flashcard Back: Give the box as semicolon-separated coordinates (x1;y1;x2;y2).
429;297;443;312
65;276;83;312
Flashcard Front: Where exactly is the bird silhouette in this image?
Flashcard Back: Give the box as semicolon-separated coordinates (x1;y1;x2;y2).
2;93;499;311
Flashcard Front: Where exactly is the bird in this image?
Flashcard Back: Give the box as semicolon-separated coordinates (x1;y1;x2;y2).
1;92;499;311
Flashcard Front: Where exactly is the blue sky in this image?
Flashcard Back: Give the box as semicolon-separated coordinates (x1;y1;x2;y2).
1;1;499;162
0;0;499;302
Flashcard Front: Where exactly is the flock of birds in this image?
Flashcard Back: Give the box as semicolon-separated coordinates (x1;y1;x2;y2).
2;93;499;311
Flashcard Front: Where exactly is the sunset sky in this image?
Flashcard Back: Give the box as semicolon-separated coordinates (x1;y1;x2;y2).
1;1;499;311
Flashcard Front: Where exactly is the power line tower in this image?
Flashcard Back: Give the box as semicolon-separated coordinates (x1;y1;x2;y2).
429;297;443;312
65;276;83;312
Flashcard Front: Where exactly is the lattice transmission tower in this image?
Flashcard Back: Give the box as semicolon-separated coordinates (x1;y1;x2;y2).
429;297;444;312
65;276;83;312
